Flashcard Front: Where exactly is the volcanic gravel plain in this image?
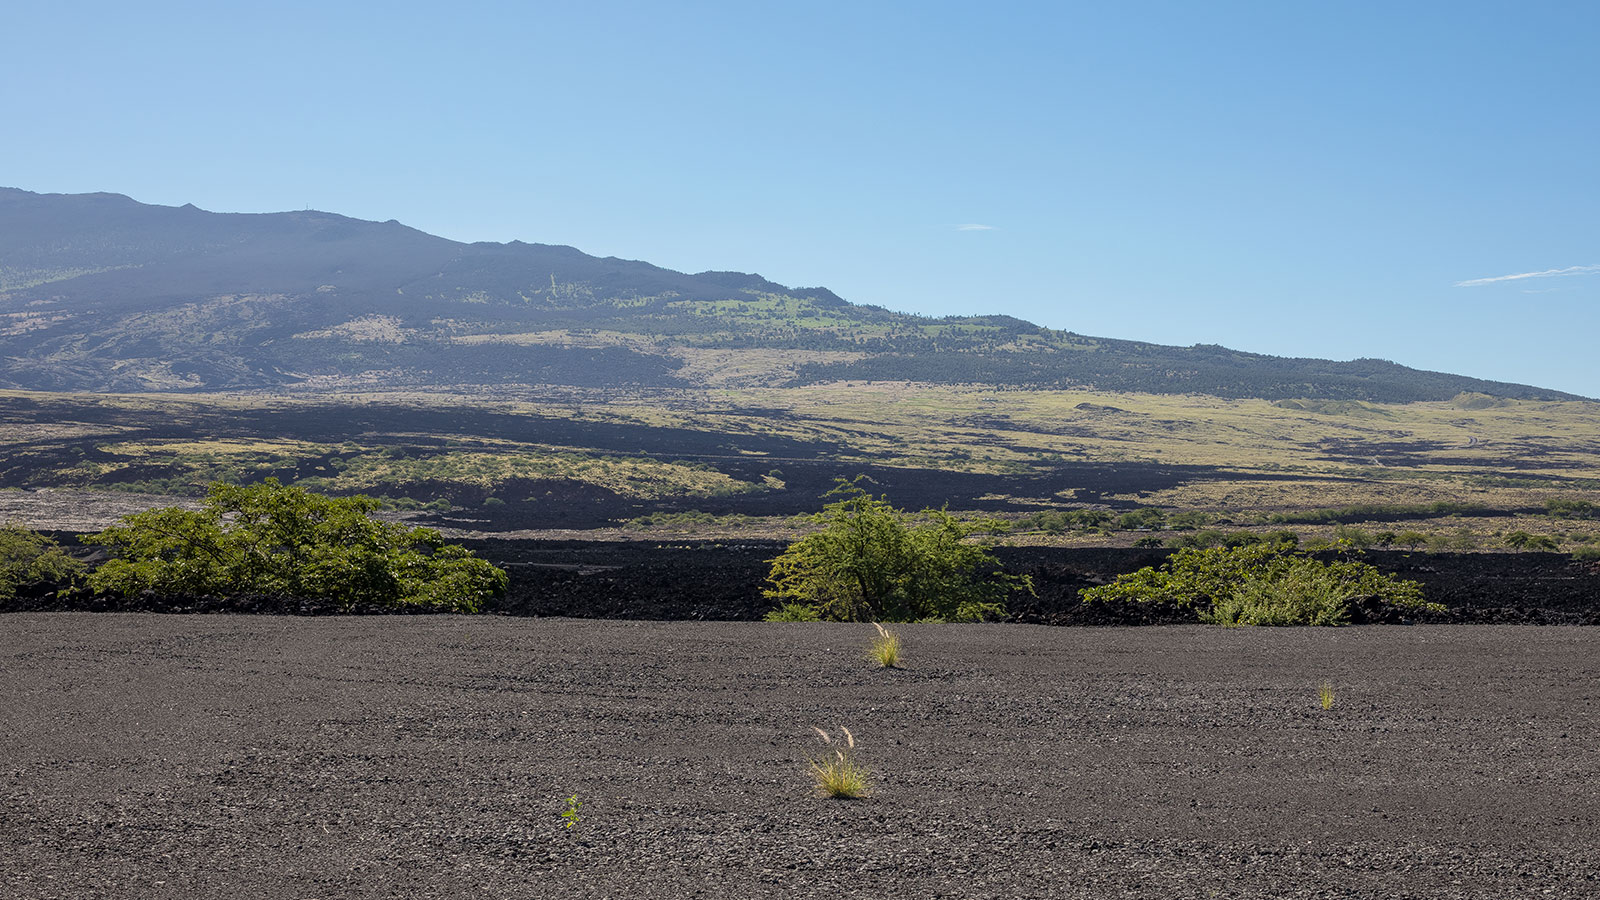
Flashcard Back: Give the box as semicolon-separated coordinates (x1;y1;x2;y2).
3;616;1597;899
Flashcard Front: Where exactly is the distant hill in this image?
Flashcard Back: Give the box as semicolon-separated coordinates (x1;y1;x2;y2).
0;187;1581;401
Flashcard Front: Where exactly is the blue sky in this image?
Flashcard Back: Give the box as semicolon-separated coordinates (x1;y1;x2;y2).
5;1;1597;396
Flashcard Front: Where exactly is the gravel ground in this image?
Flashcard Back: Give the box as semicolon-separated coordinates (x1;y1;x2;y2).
3;616;1597;899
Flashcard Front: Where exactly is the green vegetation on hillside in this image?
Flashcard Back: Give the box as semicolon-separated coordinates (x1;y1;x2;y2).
51;436;769;507
1262;501;1497;525
1545;498;1597;519
0;387;1596;545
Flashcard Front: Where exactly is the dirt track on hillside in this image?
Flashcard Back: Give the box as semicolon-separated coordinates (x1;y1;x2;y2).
3;617;1597;899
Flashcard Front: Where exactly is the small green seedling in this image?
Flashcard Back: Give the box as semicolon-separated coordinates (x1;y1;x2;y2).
561;794;581;829
867;622;902;668
1318;681;1336;711
810;726;870;799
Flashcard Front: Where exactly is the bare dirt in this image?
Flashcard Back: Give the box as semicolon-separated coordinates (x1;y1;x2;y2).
3;616;1597;899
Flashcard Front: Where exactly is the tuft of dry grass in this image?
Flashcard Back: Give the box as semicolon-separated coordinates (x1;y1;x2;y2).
1318;680;1336;711
809;726;870;799
867;622;902;668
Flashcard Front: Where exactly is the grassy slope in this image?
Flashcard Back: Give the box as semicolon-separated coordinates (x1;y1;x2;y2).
1;386;1596;549
1;189;1581;402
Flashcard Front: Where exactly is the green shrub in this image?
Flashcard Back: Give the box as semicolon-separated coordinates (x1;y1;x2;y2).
1332;524;1374;549
1017;508;1112;534
1545;498;1597;519
1268;501;1487;525
1080;541;1439;626
762;478;1031;622
765;602;822;622
1115;508;1167;531
1394;531;1428;549
86;479;506;611
1427;528;1480;551
1203;556;1357;626
1174;529;1299;550
1504;531;1560;551
1255;530;1300;548
1166;511;1213;531
0;526;84;599
1170;529;1225;549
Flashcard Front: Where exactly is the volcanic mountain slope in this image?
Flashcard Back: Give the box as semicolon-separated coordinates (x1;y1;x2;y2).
0;187;1581;401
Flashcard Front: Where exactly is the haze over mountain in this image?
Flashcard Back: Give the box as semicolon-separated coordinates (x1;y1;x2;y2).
0;188;1581;402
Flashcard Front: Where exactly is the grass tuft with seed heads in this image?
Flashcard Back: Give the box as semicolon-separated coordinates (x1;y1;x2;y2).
867;622;902;668
809;726;870;799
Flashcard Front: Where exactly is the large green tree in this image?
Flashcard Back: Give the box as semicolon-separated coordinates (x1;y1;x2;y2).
87;479;505;612
764;478;1030;622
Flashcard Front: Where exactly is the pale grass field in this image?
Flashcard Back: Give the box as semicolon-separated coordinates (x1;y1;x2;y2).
1;385;1595;540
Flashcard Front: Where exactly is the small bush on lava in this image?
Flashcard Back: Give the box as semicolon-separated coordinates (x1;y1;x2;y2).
1503;531;1560;551
1081;541;1440;626
762;477;1031;623
765;602;822;622
1205;556;1362;626
1572;544;1600;563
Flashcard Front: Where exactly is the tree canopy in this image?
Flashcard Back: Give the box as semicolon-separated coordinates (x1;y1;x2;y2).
763;478;1030;622
1080;541;1439;626
87;479;505;612
0;526;83;600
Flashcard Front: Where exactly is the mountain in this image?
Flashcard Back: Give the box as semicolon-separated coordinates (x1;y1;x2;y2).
0;187;1581;401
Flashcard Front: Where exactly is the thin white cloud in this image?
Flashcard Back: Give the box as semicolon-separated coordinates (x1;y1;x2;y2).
955;223;996;231
1456;264;1600;287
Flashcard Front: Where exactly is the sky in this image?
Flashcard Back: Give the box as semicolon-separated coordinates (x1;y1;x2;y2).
4;1;1597;397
